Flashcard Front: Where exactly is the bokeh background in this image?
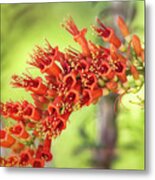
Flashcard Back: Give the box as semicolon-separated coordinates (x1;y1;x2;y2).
1;1;144;169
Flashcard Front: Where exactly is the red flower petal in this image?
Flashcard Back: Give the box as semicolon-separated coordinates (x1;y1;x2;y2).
19;149;32;166
0;130;16;148
31;158;45;168
9;123;29;139
23;104;41;121
48;103;59;116
82;88;103;106
65;89;79;104
94;18;121;48
63;72;77;90
117;16;130;37
115;61;127;83
63;17;90;56
27;77;47;95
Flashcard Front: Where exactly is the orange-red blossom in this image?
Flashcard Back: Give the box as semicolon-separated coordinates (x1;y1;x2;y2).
0;16;144;167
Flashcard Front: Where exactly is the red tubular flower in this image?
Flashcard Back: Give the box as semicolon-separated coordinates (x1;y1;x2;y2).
83;73;97;90
0;101;23;121
48;103;59;116
25;77;48;95
130;65;139;80
40;135;53;162
94;18;121;49
31;158;45;168
40;149;53;162
41;113;67;135
62;17;90;56
63;71;77;90
117;16;130;37
41;59;62;77
81;89;92;106
9;122;29;139
132;35;142;57
36;145;52;162
23;103;41;121
99;61;114;79
19;149;32;166
43;135;51;150
65;89;79;105
114;61;127;83
72;77;82;93
0;129;16;148
41;116;57;134
81;88;103;106
30;45;62;77
12;75;47;96
74;28;90;56
76;59;89;72
52;116;67;131
36;145;44;157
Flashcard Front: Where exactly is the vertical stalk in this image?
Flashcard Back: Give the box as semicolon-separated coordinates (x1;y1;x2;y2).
93;94;118;169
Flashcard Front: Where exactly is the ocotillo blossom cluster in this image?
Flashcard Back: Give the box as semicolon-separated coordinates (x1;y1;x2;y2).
0;16;144;167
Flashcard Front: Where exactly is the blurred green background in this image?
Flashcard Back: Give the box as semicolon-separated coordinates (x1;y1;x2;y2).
1;1;144;169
